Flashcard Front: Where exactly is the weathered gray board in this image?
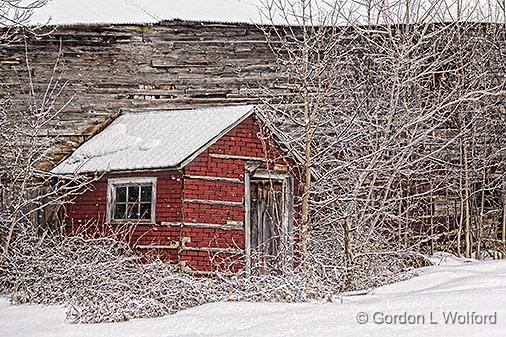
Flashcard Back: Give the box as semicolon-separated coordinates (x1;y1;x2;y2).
0;21;284;169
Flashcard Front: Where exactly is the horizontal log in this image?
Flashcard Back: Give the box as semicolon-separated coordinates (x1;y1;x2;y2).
208;153;267;162
183;199;244;207
183;174;242;183
182;246;244;255
135;242;179;250
160;221;243;230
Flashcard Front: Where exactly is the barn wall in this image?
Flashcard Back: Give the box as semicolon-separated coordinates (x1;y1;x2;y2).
0;21;282;169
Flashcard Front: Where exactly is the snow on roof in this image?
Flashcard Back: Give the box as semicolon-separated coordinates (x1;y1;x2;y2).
27;0;506;27
51;106;254;174
29;0;268;26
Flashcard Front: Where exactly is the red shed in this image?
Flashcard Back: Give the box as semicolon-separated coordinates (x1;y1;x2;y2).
52;106;299;273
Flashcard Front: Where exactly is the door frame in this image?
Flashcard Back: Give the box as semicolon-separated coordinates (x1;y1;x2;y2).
244;169;294;272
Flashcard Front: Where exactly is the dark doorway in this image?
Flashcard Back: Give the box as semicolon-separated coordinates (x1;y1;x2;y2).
246;171;293;274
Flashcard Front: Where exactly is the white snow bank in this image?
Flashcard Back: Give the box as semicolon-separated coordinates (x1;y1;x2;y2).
2;258;506;337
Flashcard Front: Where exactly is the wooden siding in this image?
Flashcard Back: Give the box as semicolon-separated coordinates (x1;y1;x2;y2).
0;21;281;167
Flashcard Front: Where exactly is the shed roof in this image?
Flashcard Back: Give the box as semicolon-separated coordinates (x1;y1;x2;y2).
25;0;505;27
51;105;254;174
28;0;268;26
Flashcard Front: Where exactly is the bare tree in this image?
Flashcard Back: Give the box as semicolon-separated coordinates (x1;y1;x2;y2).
1;0;46;41
0;0;95;255
259;0;506;289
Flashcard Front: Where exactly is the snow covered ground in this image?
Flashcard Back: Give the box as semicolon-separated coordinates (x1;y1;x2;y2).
1;254;505;337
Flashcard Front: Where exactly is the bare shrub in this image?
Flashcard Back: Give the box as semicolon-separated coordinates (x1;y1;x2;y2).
1;233;337;323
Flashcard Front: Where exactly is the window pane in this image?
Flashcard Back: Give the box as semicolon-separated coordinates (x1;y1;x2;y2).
140;185;152;202
114;203;126;219
128;186;139;202
111;181;155;222
140;203;151;220
116;186;127;202
127;203;140;220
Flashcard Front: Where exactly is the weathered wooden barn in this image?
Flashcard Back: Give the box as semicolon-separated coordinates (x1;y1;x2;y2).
0;4;301;272
3;19;284;167
2;1;505;266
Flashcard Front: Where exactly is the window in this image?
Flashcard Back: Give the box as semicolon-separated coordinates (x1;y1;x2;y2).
107;177;156;223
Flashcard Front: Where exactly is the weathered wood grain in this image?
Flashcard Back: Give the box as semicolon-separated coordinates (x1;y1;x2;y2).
1;21;283;167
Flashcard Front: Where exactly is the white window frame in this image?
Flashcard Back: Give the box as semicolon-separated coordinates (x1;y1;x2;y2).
107;177;157;224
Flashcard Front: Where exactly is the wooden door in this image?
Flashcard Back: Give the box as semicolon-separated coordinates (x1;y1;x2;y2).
249;178;290;274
